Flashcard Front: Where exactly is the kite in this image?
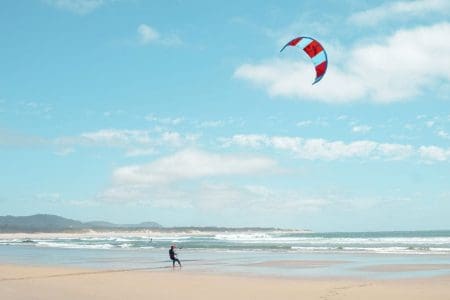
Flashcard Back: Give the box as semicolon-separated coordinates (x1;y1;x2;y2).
280;36;328;85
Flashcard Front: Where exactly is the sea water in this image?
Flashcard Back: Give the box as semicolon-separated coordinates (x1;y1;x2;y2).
1;230;450;279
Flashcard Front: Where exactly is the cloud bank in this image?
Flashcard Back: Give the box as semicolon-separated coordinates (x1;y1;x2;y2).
349;0;450;26
55;129;197;156
112;148;278;185
222;134;450;162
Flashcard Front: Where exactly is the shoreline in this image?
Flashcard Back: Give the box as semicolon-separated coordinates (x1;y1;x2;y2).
1;263;449;300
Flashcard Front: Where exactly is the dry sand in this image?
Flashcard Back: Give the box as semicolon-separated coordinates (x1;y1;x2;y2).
1;264;449;300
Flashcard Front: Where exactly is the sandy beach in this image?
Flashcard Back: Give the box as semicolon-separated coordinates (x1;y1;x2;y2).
1;264;449;300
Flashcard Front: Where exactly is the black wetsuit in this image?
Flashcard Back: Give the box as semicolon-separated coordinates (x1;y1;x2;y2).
169;248;181;267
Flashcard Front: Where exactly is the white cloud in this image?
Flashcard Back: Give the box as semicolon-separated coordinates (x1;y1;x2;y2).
98;184;191;207
296;139;378;160
80;129;151;146
296;118;328;128
222;134;449;162
160;132;183;147
159;34;183;47
426;121;436;128
112;148;278;185
437;130;450;140
195;183;331;213
137;24;182;46
234;23;450;103
99;150;281;209
145;114;184;125
377;143;414;160
55;128;197;156
349;0;450;26
54;147;75;156
98;180;335;212
221;134;268;148
296;120;313;127
98;177;395;215
103;109;125;117
124;148;156;157
198;120;225;128
45;0;105;15
419;145;450;161
195;117;244;129
137;24;160;44
352;125;372;134
93;146;430;211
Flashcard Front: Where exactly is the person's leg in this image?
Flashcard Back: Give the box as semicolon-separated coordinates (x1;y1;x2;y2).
172;259;175;269
176;258;181;267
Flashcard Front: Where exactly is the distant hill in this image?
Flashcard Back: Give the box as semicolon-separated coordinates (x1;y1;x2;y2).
0;214;302;233
0;214;162;233
84;220;162;229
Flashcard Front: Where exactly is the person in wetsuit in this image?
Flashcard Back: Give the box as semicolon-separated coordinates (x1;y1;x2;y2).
169;245;181;269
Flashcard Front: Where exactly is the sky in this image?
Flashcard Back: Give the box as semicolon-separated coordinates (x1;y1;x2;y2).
0;0;449;231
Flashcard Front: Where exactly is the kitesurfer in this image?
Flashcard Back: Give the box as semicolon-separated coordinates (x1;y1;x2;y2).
169;245;182;269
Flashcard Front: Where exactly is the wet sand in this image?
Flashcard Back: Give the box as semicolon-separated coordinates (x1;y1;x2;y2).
246;259;348;268
359;263;450;272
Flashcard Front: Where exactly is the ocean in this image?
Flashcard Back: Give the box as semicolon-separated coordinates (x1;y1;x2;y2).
1;230;450;279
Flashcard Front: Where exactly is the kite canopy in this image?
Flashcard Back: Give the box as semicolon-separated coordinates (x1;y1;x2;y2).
280;36;328;85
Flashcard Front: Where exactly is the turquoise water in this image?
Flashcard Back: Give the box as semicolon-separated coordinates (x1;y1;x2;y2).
1;230;450;279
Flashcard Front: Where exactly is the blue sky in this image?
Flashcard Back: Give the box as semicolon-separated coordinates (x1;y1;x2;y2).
0;0;449;231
